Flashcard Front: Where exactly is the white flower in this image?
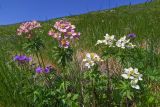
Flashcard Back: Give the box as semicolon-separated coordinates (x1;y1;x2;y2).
84;63;91;68
83;53;103;69
95;33;116;47
95;40;103;45
86;53;92;60
116;36;136;49
116;36;130;49
121;74;129;79
133;68;139;74
96;34;136;49
82;59;87;62
121;67;143;90
122;67;137;80
130;79;140;89
126;43;136;48
136;74;143;81
84;61;94;69
104;34;116;47
93;54;104;62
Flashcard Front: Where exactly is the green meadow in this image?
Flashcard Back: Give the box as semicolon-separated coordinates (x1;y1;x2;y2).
0;0;160;106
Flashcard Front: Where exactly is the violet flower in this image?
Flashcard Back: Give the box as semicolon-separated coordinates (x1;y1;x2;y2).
35;67;43;73
13;55;20;61
35;66;53;74
13;55;32;63
44;66;52;73
127;33;136;38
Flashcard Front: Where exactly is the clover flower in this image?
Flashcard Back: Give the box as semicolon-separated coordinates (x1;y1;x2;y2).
121;67;143;89
17;20;41;37
48;20;80;48
35;66;53;73
96;34;116;47
13;55;32;64
83;53;103;69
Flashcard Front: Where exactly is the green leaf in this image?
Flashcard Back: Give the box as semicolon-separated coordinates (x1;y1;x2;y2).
72;94;79;101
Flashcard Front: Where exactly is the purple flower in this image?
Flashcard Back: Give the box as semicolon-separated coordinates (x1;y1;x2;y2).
44;67;50;73
35;66;53;74
13;55;32;64
26;57;32;62
45;65;53;73
13;55;19;61
18;55;27;61
72;32;81;39
127;33;136;38
35;67;43;73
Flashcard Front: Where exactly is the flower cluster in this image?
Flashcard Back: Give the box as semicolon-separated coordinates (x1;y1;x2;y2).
96;34;116;47
96;33;136;49
54;20;75;33
13;55;32;64
121;67;143;89
17;20;41;37
13;54;54;74
35;66;53;73
48;29;61;40
48;20;80;48
116;36;135;49
82;53;103;69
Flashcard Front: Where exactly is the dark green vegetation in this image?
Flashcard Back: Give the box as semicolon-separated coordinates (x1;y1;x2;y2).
0;0;160;106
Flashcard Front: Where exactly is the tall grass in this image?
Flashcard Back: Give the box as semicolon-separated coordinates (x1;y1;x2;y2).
0;0;160;106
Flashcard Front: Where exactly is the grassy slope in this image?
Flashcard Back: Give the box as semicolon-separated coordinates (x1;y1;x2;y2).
1;1;160;49
1;0;160;65
0;0;160;106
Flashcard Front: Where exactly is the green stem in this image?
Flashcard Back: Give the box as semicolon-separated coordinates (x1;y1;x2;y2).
39;51;45;68
92;77;96;107
36;49;52;88
35;51;41;66
80;81;84;107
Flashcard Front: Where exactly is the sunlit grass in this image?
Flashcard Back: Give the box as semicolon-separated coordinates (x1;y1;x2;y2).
0;0;160;106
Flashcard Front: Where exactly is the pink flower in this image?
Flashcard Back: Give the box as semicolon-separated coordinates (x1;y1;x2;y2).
54;20;75;33
48;29;62;40
48;20;80;48
17;20;41;36
72;32;81;39
48;29;55;36
59;39;70;48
